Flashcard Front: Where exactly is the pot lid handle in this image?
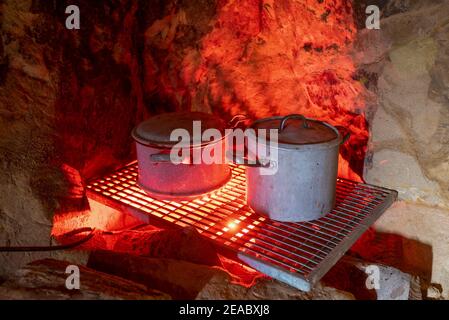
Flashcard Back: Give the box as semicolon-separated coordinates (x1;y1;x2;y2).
279;114;310;131
228;114;248;128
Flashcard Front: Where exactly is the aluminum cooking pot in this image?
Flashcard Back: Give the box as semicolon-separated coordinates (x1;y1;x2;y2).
132;111;237;201
237;114;350;222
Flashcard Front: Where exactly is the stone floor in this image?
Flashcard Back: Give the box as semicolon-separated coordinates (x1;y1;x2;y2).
372;201;449;300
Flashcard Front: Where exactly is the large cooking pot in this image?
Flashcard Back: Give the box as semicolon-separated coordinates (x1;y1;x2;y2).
240;114;350;222
132;111;234;201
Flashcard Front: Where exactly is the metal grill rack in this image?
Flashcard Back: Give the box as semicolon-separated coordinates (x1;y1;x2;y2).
86;161;397;291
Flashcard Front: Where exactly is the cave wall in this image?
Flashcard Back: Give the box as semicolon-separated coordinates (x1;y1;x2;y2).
356;0;449;209
0;0;151;276
0;0;227;277
354;0;449;298
0;0;370;276
139;0;370;181
2;0;447;292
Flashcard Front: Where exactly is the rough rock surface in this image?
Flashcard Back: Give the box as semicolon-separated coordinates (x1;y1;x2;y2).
56;225;221;267
369;201;449;299
358;0;449;208
196;275;355;300
353;0;449;300
0;0;148;277
87;250;356;300
0;246;419;300
0;259;170;300
87;250;232;299
200;255;415;300
323;255;414;300
111;227;221;266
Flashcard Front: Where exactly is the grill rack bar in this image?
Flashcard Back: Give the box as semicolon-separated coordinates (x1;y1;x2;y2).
86;161;397;291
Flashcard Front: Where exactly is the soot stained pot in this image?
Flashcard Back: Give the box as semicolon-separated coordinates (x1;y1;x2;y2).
243;114;350;222
132;112;231;201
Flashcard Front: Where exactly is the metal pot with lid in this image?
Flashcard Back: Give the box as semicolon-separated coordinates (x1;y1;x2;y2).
132;111;232;201
242;114;350;222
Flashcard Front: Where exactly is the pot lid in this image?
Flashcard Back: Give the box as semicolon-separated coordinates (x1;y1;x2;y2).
250;115;338;146
132;111;227;147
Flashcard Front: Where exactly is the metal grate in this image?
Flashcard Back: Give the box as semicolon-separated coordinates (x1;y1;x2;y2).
86;161;397;291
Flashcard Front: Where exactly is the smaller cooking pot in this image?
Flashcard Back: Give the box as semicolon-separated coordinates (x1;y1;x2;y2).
132;111;235;201
237;114;350;222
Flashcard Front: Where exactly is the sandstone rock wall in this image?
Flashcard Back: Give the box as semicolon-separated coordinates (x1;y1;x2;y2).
358;1;449;209
0;0;368;277
1;0;448;297
0;0;150;276
354;0;449;299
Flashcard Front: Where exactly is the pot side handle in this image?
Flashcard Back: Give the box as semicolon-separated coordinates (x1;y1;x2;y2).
228;114;249;129
335;126;351;145
225;151;272;168
150;153;171;162
150;152;191;164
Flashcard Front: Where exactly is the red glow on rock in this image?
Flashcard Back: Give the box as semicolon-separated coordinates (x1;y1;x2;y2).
181;0;368;180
